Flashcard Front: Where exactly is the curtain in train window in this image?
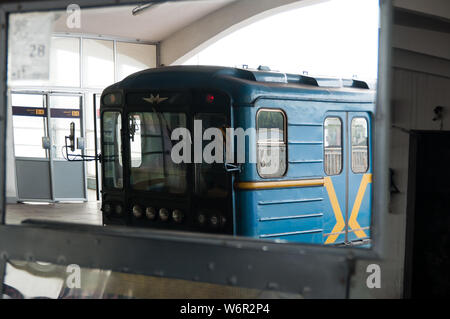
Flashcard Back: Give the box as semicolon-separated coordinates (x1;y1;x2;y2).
256;109;287;178
324;117;343;176
351;117;369;173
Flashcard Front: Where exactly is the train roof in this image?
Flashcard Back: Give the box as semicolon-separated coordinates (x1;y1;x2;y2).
104;65;376;105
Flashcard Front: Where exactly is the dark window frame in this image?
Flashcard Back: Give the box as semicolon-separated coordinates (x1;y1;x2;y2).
0;0;393;298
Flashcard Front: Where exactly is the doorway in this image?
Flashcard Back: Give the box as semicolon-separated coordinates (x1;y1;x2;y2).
404;131;450;298
11;91;87;202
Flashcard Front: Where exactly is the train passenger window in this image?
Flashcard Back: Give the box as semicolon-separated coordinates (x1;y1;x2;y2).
256;109;287;178
102;112;123;189
351;117;369;173
324;117;343;175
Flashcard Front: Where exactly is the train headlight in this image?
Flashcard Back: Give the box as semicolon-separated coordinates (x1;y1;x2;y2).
220;216;227;226
115;204;123;215
198;213;206;225
103;203;112;214
159;208;169;221
210;215;219;227
132;205;143;218
172;209;184;223
146;207;156;220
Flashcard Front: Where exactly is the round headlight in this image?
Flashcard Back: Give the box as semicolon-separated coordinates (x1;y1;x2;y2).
210;215;219;227
103;203;111;214
172;209;184;223
132;205;143;218
115;204;123;215
159;208;169;221
198;213;206;225
220;215;227;226
146;207;156;220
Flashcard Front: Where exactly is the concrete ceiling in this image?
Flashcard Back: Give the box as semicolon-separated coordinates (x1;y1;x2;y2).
53;0;236;42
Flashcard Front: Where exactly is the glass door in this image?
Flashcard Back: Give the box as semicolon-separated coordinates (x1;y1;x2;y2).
11;92;53;201
48;93;87;201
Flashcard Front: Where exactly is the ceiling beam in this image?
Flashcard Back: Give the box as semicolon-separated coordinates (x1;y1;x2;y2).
159;0;329;66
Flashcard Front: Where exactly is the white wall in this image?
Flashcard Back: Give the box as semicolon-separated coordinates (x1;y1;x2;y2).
350;28;450;297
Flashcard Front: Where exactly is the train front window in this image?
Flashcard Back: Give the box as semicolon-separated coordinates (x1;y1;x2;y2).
194;113;229;198
102;111;123;189
129;112;187;194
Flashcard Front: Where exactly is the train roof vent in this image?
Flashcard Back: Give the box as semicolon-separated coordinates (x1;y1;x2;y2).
257;65;271;71
342;79;371;89
313;76;342;88
286;74;342;87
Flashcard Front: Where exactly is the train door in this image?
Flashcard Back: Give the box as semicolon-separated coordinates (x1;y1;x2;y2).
323;112;372;245
346;112;371;243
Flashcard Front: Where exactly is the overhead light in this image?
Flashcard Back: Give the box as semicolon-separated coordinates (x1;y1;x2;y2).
132;2;162;16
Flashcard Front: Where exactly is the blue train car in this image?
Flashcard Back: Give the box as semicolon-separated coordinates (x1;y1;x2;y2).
100;66;375;246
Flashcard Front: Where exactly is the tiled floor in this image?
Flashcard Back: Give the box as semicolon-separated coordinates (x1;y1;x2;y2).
5;190;102;226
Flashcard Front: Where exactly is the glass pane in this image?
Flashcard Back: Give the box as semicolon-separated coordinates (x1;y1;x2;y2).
351;117;369;173
257;111;285;142
116;42;156;81
129;112;187;194
103;112;123;189
194;113;229;198
49;95;82;160
49;37;80;87
324;117;343;175
257;110;286;178
11;94;47;158
82;39;114;88
2;260;296;299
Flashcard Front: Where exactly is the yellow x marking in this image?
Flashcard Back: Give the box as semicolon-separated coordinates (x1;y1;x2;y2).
348;174;372;238
324;174;373;244
324;177;345;244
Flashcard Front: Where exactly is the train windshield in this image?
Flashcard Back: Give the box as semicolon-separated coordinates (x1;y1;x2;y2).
128;112;187;194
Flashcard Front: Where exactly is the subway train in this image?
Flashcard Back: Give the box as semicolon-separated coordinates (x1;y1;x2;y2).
100;65;374;246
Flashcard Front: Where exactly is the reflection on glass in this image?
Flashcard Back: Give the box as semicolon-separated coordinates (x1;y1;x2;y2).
2;260;298;299
129;112;187;194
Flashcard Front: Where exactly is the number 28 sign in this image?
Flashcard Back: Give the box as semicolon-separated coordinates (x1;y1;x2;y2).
8;12;53;82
